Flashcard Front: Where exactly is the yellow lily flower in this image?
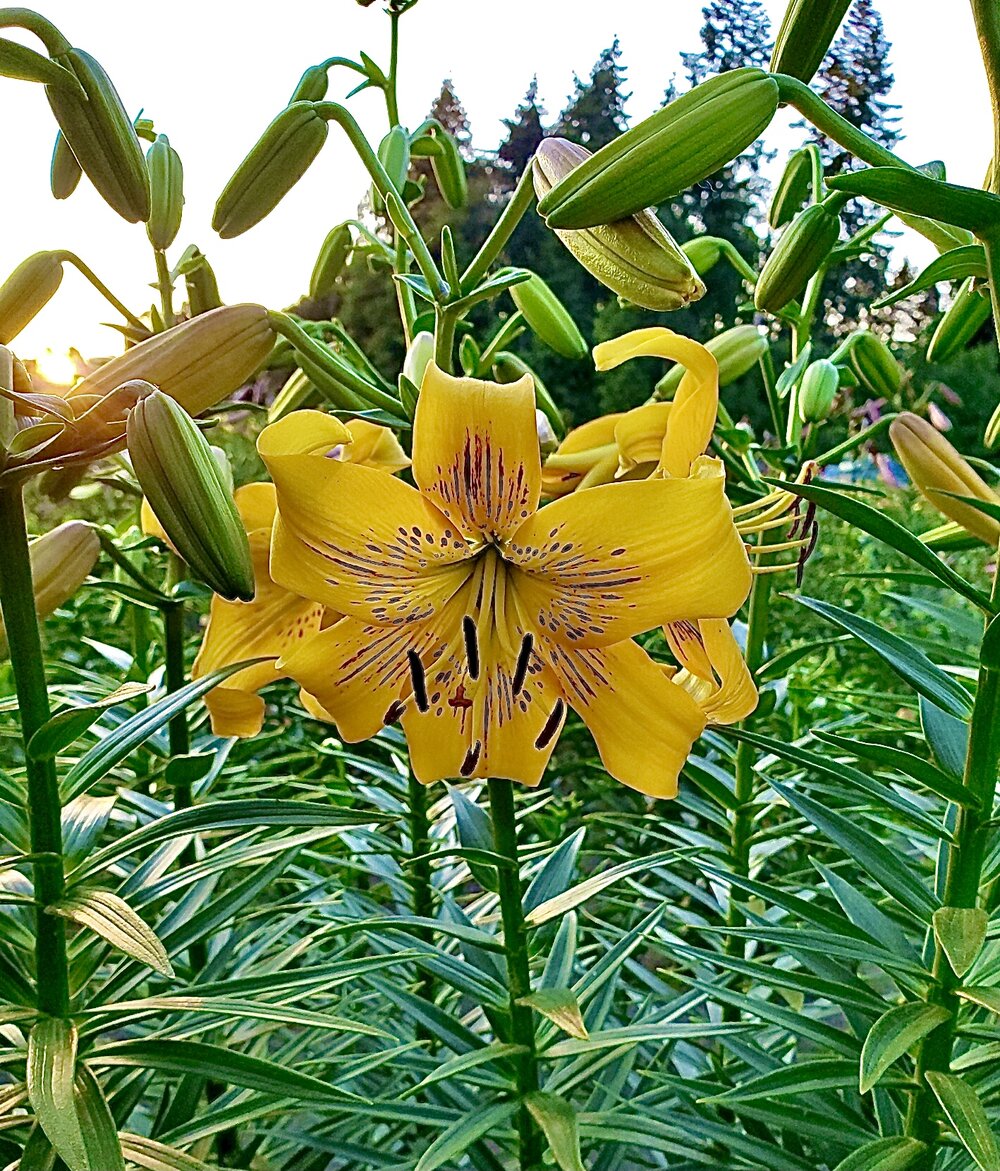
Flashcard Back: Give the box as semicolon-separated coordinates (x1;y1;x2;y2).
259;355;752;797
152;419;409;738
592;327;758;725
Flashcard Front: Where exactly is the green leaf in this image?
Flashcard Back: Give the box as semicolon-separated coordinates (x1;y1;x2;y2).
119;1133;215;1171
705;1059;903;1104
934;906;989;977
72;799;374;881
827;167;1000;234
448;785;497;890
0;37;86;90
832;1137;928;1171
409;1042;528;1093
526;849;680;926
814;731;973;805
87;1039;361;1103
52;890;174;977
957;986;1000;1013
860;1003;951;1093
872;244;987;309
27;681;153;761
519;988;588;1039
27;1017;86;1171
925;1071;1000;1171
769;479;992;612
769;780;940;919
921;698;969;779
525;1092;585;1171
794;595;973;718
74;1064;125;1171
544;1019;750;1059
61;660;268;799
414;1100;518;1171
523;828;585;913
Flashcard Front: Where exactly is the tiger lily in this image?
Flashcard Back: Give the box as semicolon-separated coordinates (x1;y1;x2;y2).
260;345;753;797
150;420;409;737
593;327;759;725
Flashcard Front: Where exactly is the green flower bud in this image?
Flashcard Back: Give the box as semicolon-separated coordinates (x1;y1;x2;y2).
493;351;563;434
429;128;468;209
927;277;992;363
45;47;150;223
655;325;768;398
846;330;900;397
798;359;839;422
309;224;353;300
373;125;410;214
146;134;184;251
507;271;587;360
213;102;329;239
128;390;254;601
268;367;315;423
403;331;435;390
681;236;723;276
538;69;779;229
755;199;842;314
533;138;704;312
770;0;853;84
50;129;81;200
0;252;64;344
769;146;814;229
289;64;329;104
182;249;223;317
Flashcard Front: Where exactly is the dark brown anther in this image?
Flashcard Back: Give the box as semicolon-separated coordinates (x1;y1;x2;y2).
512;633;533;694
383;699;405;725
796;517;820;587
462;615;480;680
534;698;565;750
460;740;482;777
407;649;429;712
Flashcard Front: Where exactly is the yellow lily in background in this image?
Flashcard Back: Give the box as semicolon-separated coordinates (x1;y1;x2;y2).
594;327;758;725
147;419;409;738
260;355;752;797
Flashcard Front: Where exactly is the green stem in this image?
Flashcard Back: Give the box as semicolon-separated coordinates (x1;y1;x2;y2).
487;778;542;1171
757;346;784;440
813;414;896;467
0;485;69;1016
461;165;536;293
477;311;526;375
394;232;416;347
153;249;175;330
906;564;1000;1160
385;10;400;126
0;8;69;55
434;306;458;374
725;541;776;960
163;604;190;762
57;253;147;332
971;0;1000;195
719;239;758;285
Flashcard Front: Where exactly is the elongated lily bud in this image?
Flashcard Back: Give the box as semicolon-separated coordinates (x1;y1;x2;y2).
770;0;853;83
45;47;150;223
50;129;81;199
508;271;587;360
846;331;901;397
289;64;329;104
798;359;839;422
538;69;779;229
376;126;410;202
128;391;255;600
0;252;64;344
755;199;842;314
890;412;1000;547
927;278;992;363
182;249;223;317
681;236;723;276
146;134;184;251
533;138;704;312
655;325;766;398
429;128;468;209
309;224;352;299
769;146;814;229
213;102;329;238
0;521;100;656
403;331;435;390
67;304;275;416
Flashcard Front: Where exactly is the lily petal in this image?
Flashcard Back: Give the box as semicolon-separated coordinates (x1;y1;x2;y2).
259;410;471;622
413;363;541;541
509;456;752;647
342;418;410;473
594;327;718;477
542;635;706;798
614;402;672;473
667;618;758;724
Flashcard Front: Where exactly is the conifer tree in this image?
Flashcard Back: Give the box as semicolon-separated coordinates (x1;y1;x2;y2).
555;39;629;149
497;77;545;182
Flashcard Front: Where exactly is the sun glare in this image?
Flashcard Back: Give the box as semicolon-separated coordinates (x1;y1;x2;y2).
34;348;79;386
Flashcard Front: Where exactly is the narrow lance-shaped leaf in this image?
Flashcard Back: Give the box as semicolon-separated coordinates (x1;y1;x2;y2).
51;890;174;977
933;906;988;977
925;1071;1000;1171
525;1092;586;1171
860;1003;951;1093
27;1017;87;1171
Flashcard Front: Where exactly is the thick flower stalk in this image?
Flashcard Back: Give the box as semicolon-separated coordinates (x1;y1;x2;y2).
260;332;753;796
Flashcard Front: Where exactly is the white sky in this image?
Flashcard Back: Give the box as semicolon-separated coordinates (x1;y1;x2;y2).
0;0;986;363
